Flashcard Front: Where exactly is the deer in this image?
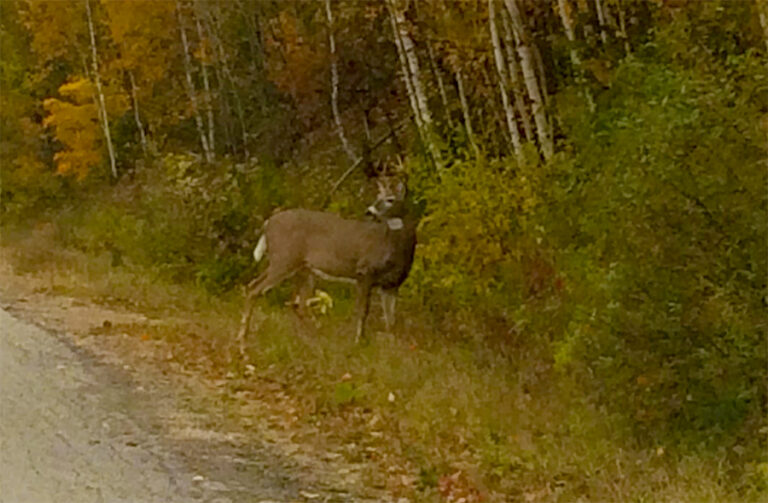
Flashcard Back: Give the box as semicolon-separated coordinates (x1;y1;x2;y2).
237;173;417;357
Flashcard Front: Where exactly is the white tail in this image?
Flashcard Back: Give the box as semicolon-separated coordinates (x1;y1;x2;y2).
253;234;267;263
237;175;416;356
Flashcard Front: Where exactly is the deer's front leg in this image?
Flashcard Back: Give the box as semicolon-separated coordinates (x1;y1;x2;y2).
354;277;372;343
381;288;397;332
292;270;315;320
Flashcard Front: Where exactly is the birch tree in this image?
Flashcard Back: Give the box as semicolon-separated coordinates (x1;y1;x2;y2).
388;5;422;135
503;0;553;159
387;0;442;166
203;3;251;160
175;0;213;163
489;0;522;157
455;69;480;156
194;13;216;157
757;0;768;52
616;0;631;53
102;0;177;159
557;0;595;112
325;0;357;164
127;70;149;156
594;0;609;46
84;0;117;178
500;8;533;141
426;38;454;129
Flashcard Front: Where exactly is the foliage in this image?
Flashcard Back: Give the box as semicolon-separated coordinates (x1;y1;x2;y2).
409;150;544;308
43;79;103;178
551;47;767;450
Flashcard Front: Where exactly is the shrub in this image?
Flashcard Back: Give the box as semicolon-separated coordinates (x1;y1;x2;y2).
552;50;767;449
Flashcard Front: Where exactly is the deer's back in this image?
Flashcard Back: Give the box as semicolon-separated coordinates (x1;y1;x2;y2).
264;209;399;279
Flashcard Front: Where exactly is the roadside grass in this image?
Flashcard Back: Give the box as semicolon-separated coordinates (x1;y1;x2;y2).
1;223;762;502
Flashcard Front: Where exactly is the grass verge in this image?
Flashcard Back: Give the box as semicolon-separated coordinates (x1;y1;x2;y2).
1;223;764;502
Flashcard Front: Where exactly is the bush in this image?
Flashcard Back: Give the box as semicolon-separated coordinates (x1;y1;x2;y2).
552;50;767;450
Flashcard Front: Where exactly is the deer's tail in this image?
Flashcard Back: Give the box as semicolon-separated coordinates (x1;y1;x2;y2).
253;233;267;263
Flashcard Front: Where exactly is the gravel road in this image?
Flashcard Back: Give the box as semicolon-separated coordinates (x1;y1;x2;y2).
0;307;347;503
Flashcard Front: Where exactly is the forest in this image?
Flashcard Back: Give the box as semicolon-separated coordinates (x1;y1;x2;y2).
1;0;767;501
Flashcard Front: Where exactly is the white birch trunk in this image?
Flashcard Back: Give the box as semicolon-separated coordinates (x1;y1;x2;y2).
557;0;595;112
455;70;479;156
195;15;216;158
426;38;453;129
500;8;533;141
387;0;442;165
175;0;213;163
85;0;117;179
211;63;235;155
387;2;423;132
594;0;609;45
127;70;149;156
206;6;250;160
489;0;522;157
557;0;581;67
503;0;553;160
392;5;432;128
760;0;768;53
617;0;631;54
325;0;358;164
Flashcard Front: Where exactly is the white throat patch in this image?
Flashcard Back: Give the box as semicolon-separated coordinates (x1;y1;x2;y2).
386;218;404;230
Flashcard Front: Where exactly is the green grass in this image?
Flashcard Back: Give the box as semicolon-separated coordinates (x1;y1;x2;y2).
1;223;764;502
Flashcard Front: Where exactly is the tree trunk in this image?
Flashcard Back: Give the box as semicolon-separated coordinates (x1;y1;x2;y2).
206;4;250;160
387;0;442;166
84;0;117;179
325;0;358;164
212;63;235;156
557;0;581;67
760;0;768;53
557;0;595;112
617;0;631;54
503;0;553;160
127;70;149;157
388;2;423;132
500;8;533;141
594;0;609;46
392;5;432;129
195;15;216;158
175;0;213;163
489;0;522;158
426;38;454;129
455;70;479;156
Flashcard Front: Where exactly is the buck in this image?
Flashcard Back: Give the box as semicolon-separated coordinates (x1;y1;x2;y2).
237;174;416;355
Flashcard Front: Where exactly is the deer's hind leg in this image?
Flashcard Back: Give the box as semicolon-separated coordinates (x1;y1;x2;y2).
237;265;299;358
354;278;373;344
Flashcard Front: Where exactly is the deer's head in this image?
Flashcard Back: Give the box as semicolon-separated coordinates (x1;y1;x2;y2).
366;175;407;221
